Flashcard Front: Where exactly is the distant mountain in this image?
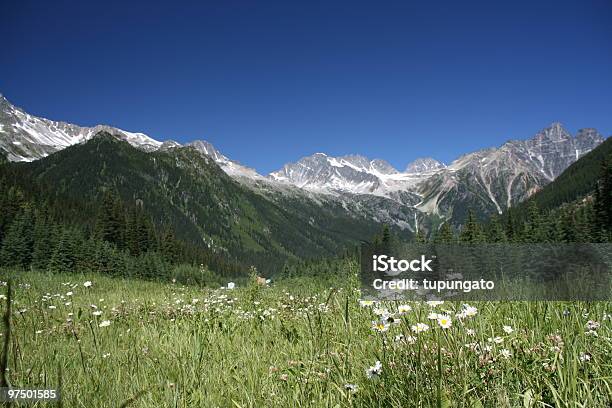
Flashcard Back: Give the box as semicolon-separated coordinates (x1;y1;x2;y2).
514;136;612;214
405;158;446;174
270;123;605;224
0;134;389;273
0;95;161;161
0;93;606;228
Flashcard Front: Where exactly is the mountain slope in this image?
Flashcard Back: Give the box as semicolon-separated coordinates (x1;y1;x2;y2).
513;136;612;213
1;93;605;228
0;133;388;272
270;123;604;224
0;95;161;161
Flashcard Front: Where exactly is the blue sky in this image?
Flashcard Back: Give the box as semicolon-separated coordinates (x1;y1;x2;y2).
1;0;611;173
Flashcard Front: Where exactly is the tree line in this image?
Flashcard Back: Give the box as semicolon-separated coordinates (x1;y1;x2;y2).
421;154;612;244
0;184;243;284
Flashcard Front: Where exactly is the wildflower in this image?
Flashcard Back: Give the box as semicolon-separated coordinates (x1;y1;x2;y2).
466;329;476;336
83;281;92;288
93;311;103;316
48;305;56;310
99;320;111;327
579;352;591;362
381;313;401;325
372;321;390;333
227;282;235;290
562;309;570;317
427;312;439;320
397;304;412;314
463;305;478;317
488;336;503;344
426;301;444;307
279;374;288;381
502;325;514;334
586;320;600;331
0;295;6;300
500;349;512;359
394;334;405;343
437;315;452;329
66;291;73;297
365;361;382;379
411;322;429;334
373;307;389;316
35;330;43;334
344;383;358;394
102;353;111;359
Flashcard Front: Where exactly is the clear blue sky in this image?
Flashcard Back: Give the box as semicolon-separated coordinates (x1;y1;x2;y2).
1;0;611;173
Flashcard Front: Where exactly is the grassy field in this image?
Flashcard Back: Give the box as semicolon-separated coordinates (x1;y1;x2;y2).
0;267;610;407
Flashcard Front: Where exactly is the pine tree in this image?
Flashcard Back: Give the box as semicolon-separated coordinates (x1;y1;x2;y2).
0;186;26;244
459;210;484;243
95;190;126;248
522;201;548;243
381;225;392;248
434;222;455;244
31;210;57;270
413;228;427;243
49;229;78;273
486;215;507;243
0;205;35;268
160;228;180;263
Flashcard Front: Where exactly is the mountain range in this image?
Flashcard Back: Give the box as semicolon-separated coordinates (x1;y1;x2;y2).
0;94;607;229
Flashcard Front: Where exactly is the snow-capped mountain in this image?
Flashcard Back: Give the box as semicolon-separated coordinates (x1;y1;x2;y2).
270;153;396;193
0;93;606;227
269;123;605;222
405;158;446;174
0;95;161;161
0;95;263;180
186;140;262;179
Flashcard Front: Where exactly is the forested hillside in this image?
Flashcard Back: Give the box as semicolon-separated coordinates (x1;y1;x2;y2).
0;133;386;279
425;137;612;244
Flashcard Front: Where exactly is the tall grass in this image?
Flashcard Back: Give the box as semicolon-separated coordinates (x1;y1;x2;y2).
0;269;610;407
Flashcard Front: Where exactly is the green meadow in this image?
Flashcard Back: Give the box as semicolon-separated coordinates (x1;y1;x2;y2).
0;267;610;407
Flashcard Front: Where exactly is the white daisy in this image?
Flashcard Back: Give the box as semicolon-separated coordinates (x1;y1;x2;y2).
437;314;452;329
99;320;111;327
365;360;382;379
397;304;412;314
411;322;429;333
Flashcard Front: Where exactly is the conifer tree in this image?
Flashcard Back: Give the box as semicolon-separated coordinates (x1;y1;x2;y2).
486;215;507;243
459;210;484;243
49;229;78;273
31;209;56;270
434;222;455;244
95;190;126;248
0;205;35;268
522;201;547;243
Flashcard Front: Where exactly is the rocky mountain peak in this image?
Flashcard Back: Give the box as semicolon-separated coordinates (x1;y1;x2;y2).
404;157;446;174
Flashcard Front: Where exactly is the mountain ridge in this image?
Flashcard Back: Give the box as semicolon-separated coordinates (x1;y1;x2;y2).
0;93;606;226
